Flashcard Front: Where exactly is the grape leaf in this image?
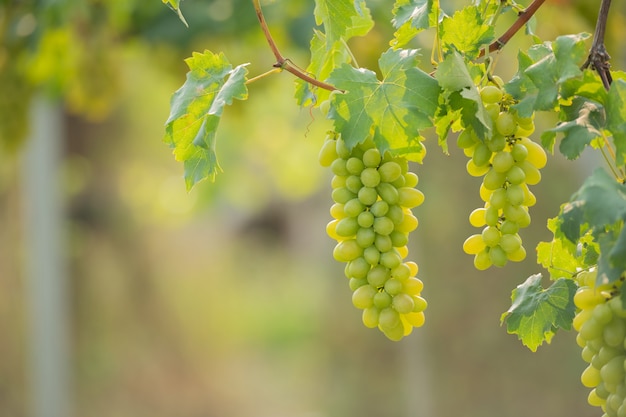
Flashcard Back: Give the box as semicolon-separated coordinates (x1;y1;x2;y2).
439;5;494;59
327;48;439;161
541;97;605;160
501;274;577;352
162;0;188;27
164;51;249;190
294;30;351;107
560;168;626;241
314;0;373;45
390;0;435;48
509;34;590;115
606;79;626;165
558;168;626;283
536;217;584;279
436;51;491;140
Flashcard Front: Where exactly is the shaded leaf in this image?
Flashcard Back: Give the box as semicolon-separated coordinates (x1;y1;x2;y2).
164;51;248;189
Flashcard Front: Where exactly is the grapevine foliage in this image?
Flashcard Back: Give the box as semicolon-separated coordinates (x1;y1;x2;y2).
162;0;626;354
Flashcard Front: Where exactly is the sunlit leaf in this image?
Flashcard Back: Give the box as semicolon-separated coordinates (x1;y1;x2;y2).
164;50;249;190
327;48;439;161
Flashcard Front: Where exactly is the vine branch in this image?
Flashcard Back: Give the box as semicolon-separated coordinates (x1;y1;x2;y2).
478;0;546;58
252;0;341;93
582;0;612;90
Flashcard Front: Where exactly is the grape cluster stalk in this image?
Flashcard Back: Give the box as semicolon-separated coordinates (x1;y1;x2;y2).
574;269;626;417
459;81;547;270
319;134;427;341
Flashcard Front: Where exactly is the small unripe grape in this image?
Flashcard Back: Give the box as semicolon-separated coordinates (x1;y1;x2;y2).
489;188;508;209
332;187;356;204
492;151;515;173
495;112;516;136
486;135;506;152
345;175;363;194
403;172;419;188
392;293;415;314
362;307;380;328
357;210;374;228
506;184;525;206
466;159;490;177
506;165;526;185
472;143;493;167
469;208;487;228
474;249;492;270
480;85;504;104
482;226;501;247
457;129;478;149
355;227;376;248
378;161;402;183
358;187;378;206
344;198;365;217
352;285;376;309
336;217;359;237
511;142;528;162
367;265;389;287
373;291;392;309
333;239;362;262
377;183;399;205
361;167;381;188
483;168;506;190
463;234;486;255
398;187;425;208
336;138;351;158
374;233;393;252
346;157;364;175
362;148;382;167
319;139;338;166
489;245;508;267
373;216;395;236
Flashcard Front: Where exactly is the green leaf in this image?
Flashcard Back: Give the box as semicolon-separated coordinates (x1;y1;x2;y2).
541;97;605;160
536;217;585;279
606;79;626;165
294;30;351;107
439;5;494;59
501;274;577;352
164;51;249;190
314;0;374;45
390;0;435;48
511;34;590;113
436;51;491;140
560;168;626;240
162;0;188;27
327;48;440;161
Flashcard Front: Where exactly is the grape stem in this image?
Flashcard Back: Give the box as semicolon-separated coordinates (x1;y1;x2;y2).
478;0;546;58
252;0;342;93
582;0;613;90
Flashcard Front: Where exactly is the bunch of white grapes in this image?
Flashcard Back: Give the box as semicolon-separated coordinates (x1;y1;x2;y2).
319;133;427;341
459;81;547;270
574;268;626;417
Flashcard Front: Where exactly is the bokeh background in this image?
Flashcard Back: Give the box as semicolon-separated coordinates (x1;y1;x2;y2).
1;1;626;416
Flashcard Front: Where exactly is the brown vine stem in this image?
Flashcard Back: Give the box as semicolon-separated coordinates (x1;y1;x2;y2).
478;0;546;58
251;0;341;93
582;0;613;90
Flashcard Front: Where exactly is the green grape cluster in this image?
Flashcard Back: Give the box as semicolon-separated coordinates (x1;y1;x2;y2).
318;134;427;341
459;82;547;270
574;269;626;417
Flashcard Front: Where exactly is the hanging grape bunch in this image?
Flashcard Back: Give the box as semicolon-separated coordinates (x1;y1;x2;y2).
459;79;547;270
318;133;427;341
573;269;626;417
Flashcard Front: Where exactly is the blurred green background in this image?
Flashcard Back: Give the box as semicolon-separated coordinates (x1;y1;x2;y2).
1;1;625;416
